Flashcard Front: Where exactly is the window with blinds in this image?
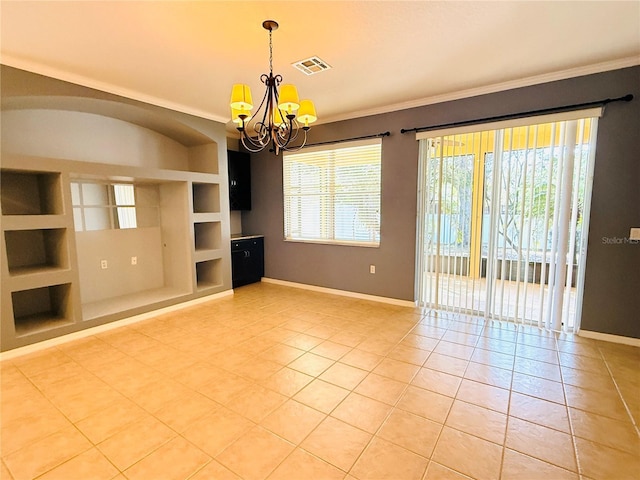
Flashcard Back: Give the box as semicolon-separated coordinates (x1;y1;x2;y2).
283;139;382;246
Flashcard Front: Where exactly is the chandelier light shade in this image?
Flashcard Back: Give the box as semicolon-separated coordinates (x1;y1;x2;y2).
297;100;318;127
230;20;317;154
230;84;253;111
278;84;300;113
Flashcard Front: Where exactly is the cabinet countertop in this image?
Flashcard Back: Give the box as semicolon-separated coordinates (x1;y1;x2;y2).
231;234;264;241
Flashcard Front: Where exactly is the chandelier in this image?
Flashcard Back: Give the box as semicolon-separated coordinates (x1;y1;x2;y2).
230;20;318;155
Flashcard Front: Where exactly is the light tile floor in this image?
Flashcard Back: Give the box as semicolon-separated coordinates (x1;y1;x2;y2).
1;282;639;480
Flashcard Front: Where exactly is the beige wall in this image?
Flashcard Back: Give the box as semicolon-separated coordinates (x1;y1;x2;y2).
75;228;164;304
230;211;242;235
2;109;189;169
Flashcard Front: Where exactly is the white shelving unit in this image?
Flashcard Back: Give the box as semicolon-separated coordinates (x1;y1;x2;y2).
189;145;225;293
0;112;231;351
1;156;229;351
1;169;79;345
1;74;232;352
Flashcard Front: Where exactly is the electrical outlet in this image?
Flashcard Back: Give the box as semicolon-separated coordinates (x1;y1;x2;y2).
100;259;108;269
370;265;376;274
131;256;137;265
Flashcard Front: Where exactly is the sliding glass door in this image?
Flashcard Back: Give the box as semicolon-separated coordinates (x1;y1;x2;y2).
415;111;600;333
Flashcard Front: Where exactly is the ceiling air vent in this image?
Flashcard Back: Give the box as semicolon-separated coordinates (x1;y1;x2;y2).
292;57;331;76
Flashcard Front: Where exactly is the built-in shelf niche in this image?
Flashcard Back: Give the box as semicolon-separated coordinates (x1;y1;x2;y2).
11;283;73;336
5;228;69;275
194;222;221;251
1;171;63;215
188;143;219;175
195;258;222;290
192;183;220;213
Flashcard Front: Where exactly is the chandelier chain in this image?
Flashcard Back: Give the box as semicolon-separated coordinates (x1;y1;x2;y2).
269;29;273;74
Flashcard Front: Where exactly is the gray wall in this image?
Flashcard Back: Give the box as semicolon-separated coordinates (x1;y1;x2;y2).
243;66;640;338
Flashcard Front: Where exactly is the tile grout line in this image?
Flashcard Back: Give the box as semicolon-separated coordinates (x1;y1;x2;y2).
4;284;638;480
555;328;584;480
335;310;434;479
206;308;422;480
313;308;440;479
497;321;517;480
14;334;217;479
361;309;482;479
598;346;640;437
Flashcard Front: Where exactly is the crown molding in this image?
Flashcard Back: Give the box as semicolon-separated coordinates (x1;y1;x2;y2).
3;54;638;127
319;56;640;125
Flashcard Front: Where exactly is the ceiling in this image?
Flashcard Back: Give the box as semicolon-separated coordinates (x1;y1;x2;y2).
2;1;639;129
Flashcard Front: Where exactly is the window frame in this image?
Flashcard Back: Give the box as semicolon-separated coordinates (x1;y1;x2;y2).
282;138;382;248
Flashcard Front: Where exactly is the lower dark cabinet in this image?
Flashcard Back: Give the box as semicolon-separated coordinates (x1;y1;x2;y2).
231;236;264;288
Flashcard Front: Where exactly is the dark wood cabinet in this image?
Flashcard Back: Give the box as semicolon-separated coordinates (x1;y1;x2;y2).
228;150;251;210
231;236;264;288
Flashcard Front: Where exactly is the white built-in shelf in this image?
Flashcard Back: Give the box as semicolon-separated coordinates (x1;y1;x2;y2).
194;221;222;251
192;183;220;213
11;283;74;337
81;286;189;321
1;101;229;353
14;314;74;337
5;228;69;276
1;171;63;215
7;265;69;278
195;258;222;291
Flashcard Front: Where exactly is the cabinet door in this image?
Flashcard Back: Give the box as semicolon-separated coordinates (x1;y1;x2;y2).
231;238;264;288
228;150;251;210
231;248;248;288
249;237;265;278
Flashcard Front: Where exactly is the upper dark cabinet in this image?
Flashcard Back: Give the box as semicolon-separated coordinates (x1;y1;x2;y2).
228;150;251;210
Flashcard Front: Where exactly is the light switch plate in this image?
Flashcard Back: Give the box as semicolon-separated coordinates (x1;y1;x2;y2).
630;228;640;240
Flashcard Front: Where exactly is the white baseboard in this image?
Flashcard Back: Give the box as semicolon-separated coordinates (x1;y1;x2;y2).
261;277;416;308
578;330;640;347
0;290;234;361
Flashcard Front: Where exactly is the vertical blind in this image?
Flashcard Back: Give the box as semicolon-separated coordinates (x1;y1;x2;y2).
283;139;382;246
415;109;600;333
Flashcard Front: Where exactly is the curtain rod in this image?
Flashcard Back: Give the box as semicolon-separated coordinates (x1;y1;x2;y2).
400;94;633;135
304;131;391;148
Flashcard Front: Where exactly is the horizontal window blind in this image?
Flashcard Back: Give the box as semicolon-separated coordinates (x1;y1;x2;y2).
283;139;382;246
